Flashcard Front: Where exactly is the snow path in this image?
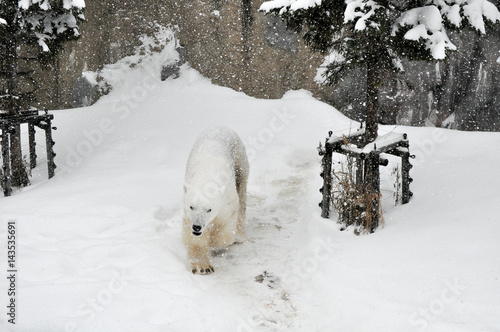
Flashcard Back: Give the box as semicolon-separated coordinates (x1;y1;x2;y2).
185;149;320;331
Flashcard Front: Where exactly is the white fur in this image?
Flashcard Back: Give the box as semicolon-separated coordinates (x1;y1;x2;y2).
182;126;249;274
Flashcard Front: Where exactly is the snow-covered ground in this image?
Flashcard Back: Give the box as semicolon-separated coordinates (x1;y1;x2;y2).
1;33;500;332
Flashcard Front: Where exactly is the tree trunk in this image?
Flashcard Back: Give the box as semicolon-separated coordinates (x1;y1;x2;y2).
9;125;29;187
365;55;381;143
363;55;383;231
5;9;30;187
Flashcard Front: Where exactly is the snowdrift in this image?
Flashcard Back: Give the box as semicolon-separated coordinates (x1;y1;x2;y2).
1;29;499;332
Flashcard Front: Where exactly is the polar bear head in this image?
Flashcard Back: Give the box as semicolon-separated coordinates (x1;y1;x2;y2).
184;182;225;236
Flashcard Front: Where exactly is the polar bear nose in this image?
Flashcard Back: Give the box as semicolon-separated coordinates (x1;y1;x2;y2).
192;225;202;235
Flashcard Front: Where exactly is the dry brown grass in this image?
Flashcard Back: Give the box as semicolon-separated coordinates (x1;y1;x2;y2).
331;139;383;234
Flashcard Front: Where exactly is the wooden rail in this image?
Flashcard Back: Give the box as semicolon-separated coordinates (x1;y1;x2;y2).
0;110;56;196
318;129;414;232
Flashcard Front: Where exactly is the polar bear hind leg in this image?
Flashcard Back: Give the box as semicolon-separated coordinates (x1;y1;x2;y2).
234;160;249;244
235;179;247;244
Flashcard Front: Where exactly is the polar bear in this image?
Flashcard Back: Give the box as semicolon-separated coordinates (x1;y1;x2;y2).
182;126;249;274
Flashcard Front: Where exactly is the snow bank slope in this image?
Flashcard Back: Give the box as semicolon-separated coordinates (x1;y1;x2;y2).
0;59;499;331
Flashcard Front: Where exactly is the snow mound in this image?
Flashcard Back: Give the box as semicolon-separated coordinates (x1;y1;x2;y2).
95;24;182;93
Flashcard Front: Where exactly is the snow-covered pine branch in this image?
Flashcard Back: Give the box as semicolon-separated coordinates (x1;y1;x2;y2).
260;0;500;63
1;0;85;53
18;0;85;10
260;0;323;14
344;0;382;31
391;5;457;59
259;0;500;142
430;0;500;33
391;1;500;59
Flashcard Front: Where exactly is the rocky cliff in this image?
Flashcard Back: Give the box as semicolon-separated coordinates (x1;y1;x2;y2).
38;0;500;131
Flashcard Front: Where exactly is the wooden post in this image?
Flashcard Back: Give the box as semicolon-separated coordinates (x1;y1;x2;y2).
401;151;411;204
45;119;56;179
355;156;364;188
372;152;380;231
1;124;12;196
28;122;37;169
355;132;364;188
401;134;412;204
320;140;333;218
365;151;380;232
386;137;412;205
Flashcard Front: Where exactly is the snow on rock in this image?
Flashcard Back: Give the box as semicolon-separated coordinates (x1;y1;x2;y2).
96;25;180;91
81;71;98;86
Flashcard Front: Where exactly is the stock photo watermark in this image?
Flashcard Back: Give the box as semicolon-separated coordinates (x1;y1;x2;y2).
409;278;466;331
6;220;17;325
237;235;336;332
55;54;163;182
411;129;448;167
64;269;132;332
244;107;297;162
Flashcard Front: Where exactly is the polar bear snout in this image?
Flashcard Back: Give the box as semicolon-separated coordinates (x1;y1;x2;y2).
192;224;203;236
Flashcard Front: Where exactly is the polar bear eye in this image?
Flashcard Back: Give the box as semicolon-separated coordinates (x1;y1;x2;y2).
190;206;194;210
207;209;212;213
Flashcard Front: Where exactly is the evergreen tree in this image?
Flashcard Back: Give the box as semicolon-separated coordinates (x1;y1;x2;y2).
0;0;85;187
260;0;500;142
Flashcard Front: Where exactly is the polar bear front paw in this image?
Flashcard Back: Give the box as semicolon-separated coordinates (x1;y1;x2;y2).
192;264;215;275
